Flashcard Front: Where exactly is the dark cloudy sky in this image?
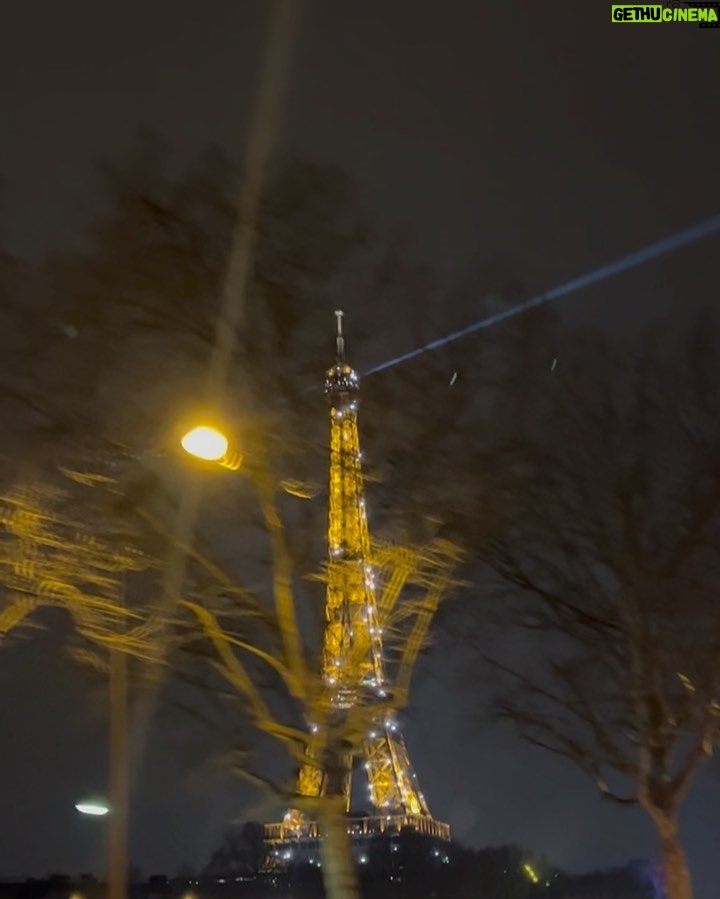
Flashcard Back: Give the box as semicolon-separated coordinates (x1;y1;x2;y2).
1;1;719;896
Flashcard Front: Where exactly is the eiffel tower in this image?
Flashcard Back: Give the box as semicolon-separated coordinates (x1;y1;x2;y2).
265;312;450;862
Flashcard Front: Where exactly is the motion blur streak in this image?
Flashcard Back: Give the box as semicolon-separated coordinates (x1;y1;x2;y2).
129;0;302;788
365;213;720;376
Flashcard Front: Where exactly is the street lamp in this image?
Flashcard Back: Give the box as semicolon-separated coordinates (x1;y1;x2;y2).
75;795;119;897
75;799;110;817
180;426;242;471
181;425;319;500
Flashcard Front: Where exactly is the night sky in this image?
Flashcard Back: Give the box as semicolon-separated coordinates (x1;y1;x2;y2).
1;2;719;895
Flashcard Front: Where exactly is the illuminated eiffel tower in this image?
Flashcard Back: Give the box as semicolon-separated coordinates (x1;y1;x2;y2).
265;312;450;861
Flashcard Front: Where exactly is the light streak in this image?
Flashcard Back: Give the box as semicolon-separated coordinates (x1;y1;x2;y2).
365;213;720;376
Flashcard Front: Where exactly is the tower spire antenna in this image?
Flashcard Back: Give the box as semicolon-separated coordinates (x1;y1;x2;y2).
324;311;358;400
334;309;345;361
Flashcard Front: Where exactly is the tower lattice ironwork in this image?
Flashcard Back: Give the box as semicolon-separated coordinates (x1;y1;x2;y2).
265;312;449;858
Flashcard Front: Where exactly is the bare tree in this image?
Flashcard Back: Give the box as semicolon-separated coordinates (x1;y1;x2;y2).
178;433;461;899
462;322;720;899
0;413;460;899
0;135;501;899
0;477;156;650
0;469;169;899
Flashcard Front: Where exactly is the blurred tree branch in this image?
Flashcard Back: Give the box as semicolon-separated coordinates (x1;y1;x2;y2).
459;321;720;899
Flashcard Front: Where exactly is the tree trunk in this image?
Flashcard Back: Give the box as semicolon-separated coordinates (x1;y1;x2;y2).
657;817;693;899
318;798;360;899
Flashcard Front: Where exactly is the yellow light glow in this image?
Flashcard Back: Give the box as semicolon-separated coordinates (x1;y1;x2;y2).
522;862;540;884
181;426;229;462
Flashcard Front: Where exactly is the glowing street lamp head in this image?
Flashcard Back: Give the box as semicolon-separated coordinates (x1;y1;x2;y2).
181;426;229;462
75;799;110;817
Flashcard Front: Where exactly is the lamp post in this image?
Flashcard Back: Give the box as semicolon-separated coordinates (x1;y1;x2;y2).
75;657;128;899
108;645;128;899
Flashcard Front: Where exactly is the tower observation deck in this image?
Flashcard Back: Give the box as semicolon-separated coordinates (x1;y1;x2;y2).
264;312;450;864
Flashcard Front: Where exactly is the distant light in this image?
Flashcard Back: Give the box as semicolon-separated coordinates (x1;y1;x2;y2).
359;855;368;865
181;426;229;462
75;800;109;817
522;862;540;884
